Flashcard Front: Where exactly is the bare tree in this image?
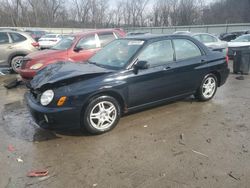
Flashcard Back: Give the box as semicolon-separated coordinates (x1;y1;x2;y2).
0;0;250;28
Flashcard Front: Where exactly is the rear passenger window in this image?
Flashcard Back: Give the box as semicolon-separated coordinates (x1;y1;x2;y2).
137;40;174;67
200;34;217;43
0;32;10;44
98;33;116;47
173;39;202;60
9;33;26;43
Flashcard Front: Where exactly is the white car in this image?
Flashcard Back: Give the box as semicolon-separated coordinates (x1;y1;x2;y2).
38;34;63;49
228;34;250;58
228;34;250;47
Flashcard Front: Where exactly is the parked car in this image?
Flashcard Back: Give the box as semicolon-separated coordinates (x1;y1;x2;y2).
219;31;249;42
38;34;63;49
192;33;228;53
24;30;47;41
227;34;250;59
18;29;126;80
0;30;39;72
173;31;191;35
126;31;150;36
174;32;228;53
25;35;229;134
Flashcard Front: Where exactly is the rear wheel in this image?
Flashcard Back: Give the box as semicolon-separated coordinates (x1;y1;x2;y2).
195;74;218;101
82;96;121;134
10;55;24;73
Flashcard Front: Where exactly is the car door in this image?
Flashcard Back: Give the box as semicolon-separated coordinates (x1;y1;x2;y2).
70;34;100;62
171;38;204;94
0;32;11;65
127;39;178;107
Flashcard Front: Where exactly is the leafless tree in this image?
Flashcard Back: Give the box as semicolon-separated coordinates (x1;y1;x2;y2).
0;0;250;28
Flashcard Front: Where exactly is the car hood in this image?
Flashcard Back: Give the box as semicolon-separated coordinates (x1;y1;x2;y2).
30;62;113;90
228;42;250;48
26;49;67;60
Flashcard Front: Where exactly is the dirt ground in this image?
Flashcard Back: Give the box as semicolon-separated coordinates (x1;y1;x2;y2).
0;64;249;188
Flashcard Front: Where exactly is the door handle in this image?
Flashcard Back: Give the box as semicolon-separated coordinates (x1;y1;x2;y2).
164;66;172;70
8;46;13;49
201;59;206;63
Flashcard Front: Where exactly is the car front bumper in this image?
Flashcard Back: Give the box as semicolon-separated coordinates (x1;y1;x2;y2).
18;68;37;80
25;92;81;130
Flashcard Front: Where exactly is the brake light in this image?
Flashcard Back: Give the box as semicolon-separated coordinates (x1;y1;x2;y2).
226;48;229;65
31;42;39;47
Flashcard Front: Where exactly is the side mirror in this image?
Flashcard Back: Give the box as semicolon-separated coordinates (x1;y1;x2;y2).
133;60;149;74
74;46;83;52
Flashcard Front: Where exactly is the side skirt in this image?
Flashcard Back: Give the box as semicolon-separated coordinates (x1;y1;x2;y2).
126;92;194;113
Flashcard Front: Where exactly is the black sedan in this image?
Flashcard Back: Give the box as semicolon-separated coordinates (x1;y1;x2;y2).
25;35;230;134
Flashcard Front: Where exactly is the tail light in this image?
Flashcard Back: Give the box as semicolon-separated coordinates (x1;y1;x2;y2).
31;42;39;47
226;48;229;65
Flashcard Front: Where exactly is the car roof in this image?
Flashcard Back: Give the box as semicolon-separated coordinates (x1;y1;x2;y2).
0;30;30;35
124;34;197;41
72;29;121;37
238;34;250;37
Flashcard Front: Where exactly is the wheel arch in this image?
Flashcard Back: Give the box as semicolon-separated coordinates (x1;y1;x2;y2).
82;90;127;116
8;51;29;66
209;71;221;87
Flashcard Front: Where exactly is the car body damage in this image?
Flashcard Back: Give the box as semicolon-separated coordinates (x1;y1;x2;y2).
29;61;113;90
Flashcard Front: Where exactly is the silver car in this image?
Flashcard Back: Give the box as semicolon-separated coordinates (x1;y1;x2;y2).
0;30;38;72
174;31;228;53
192;33;228;53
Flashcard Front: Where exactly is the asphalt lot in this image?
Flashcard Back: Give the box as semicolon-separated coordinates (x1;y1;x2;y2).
0;63;249;188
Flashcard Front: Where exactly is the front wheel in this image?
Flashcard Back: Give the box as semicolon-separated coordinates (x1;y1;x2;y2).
82;96;121;134
11;56;24;73
195;74;218;101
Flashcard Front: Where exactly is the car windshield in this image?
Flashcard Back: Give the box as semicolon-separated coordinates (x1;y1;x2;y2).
51;36;75;50
89;39;144;69
234;35;250;42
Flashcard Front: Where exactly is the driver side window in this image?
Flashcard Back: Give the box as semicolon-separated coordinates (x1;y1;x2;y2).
76;35;97;50
137;40;174;67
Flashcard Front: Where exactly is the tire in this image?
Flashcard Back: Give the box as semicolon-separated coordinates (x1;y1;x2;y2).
195;74;218;101
82;96;121;134
10;55;24;73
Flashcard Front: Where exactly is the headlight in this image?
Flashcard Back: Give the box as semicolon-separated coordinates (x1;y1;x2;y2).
30;63;43;70
40;90;54;106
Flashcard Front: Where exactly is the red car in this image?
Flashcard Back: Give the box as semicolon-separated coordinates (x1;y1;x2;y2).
18;29;125;80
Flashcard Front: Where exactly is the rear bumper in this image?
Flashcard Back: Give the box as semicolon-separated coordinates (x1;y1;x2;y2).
25;92;81;130
219;67;230;86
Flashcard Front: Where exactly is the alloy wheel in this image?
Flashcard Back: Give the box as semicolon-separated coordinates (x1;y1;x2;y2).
202;77;216;99
89;101;117;131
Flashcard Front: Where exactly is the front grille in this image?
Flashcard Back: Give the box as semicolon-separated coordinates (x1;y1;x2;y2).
30;89;41;102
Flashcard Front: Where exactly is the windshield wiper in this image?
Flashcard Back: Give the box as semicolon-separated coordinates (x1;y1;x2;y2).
87;60;107;68
87;60;97;64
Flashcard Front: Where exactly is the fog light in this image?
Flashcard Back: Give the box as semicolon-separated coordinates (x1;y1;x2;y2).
44;115;49;123
57;96;67;106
